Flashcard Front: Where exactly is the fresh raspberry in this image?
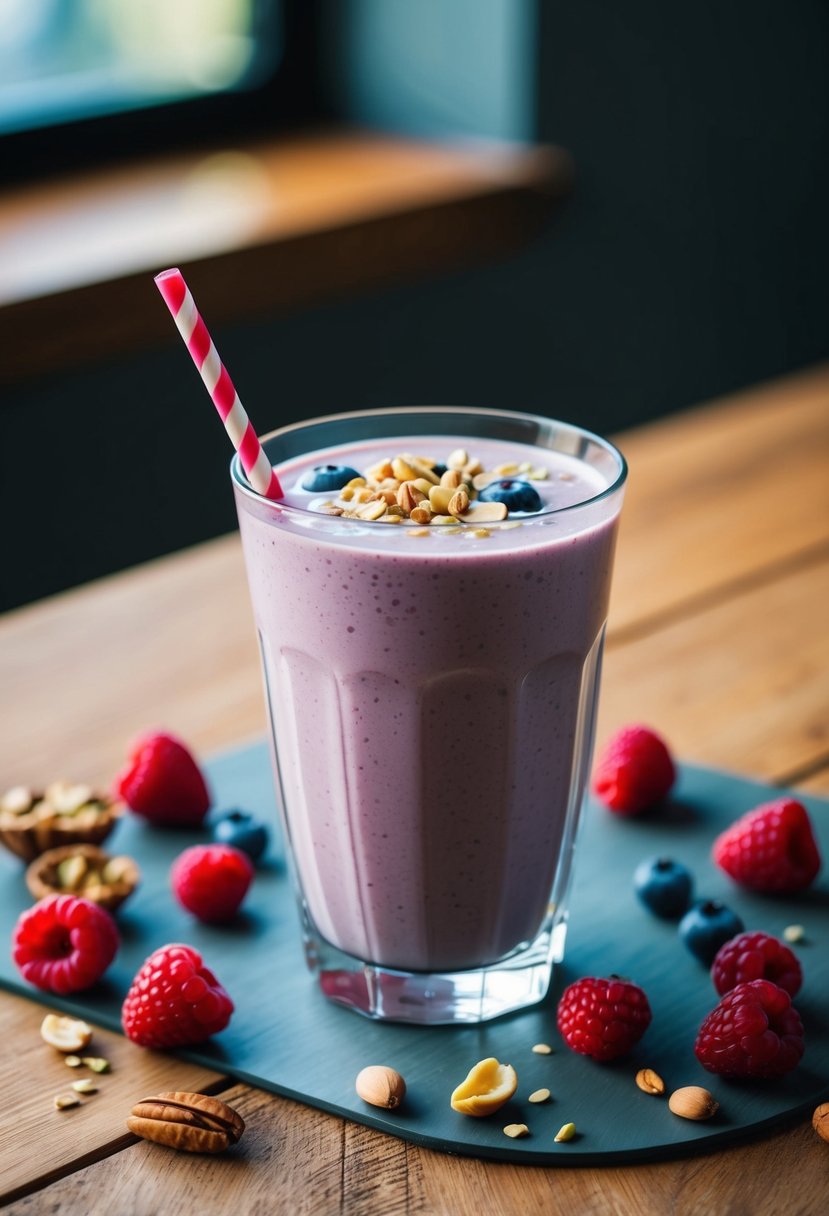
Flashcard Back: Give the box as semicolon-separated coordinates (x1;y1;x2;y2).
12;894;118;994
711;931;803;998
592;725;676;815
171;844;254;923
712;798;821;894
556;976;652;1061
114;730;210;828
121;943;233;1048
694;979;804;1078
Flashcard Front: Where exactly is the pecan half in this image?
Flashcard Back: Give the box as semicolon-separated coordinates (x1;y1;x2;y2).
127;1092;245;1154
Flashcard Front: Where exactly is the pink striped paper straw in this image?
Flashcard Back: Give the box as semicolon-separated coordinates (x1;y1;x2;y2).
154;268;282;500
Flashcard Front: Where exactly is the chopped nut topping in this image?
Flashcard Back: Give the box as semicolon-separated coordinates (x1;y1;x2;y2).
531;1043;553;1055
317;446;553;532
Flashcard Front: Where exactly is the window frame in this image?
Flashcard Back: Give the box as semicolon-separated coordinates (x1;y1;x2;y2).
0;0;326;185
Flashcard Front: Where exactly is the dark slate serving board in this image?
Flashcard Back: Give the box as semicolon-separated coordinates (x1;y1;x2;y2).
1;744;827;1165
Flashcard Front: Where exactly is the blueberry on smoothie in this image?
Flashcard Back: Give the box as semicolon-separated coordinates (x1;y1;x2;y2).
478;478;543;513
634;856;693;918
301;464;361;492
211;809;269;862
679;900;744;964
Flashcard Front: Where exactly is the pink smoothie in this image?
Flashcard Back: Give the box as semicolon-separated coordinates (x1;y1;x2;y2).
235;428;623;973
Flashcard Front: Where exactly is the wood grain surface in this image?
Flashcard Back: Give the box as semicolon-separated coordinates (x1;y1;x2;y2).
1;363;827;1213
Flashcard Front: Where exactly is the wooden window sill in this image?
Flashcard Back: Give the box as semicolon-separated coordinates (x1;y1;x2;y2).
0;128;570;386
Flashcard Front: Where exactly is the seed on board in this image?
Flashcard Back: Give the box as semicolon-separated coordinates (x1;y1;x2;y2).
783;924;806;944
503;1123;530;1138
72;1079;98;1095
355;1065;407;1110
82;1057;111;1073
635;1068;666;1096
668;1086;719;1121
54;1093;81;1110
64;1056;83;1068
531;1043;553;1055
528;1088;551;1104
554;1122;576;1142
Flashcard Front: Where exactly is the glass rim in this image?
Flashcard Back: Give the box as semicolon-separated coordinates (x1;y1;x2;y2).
230;405;628;521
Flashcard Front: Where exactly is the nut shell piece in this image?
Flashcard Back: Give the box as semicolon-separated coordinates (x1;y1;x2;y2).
41;1014;93;1053
450;1057;518;1117
127;1092;245;1154
813;1102;829;1143
26;844;140;911
0;784;123;863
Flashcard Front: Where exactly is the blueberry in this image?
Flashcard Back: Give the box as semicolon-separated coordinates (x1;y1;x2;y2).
431;463;448;478
679;900;744;964
478;477;543;513
301;464;361;492
634;856;693;918
210;809;269;862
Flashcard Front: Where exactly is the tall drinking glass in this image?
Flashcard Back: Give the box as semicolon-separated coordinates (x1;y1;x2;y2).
232;408;626;1023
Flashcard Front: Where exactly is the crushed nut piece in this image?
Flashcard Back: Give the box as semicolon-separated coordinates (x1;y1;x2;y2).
554;1122;576;1142
783;924;805;943
531;1044;553;1055
440;468;463;489
72;1079;98;1095
528;1088;551;1104
503;1123;530;1138
65;1055;83;1068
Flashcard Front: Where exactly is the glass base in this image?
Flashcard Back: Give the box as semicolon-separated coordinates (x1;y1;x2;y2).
307;916;568;1025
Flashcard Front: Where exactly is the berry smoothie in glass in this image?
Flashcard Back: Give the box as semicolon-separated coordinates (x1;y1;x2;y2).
232;408;626;1023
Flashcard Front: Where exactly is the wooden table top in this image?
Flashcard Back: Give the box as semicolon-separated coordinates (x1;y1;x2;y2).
1;364;827;1213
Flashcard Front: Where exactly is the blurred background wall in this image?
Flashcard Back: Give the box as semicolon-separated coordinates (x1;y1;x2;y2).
3;0;828;609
